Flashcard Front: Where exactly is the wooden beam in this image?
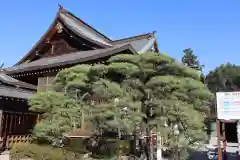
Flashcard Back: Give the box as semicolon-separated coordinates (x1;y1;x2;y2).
46;26;58;42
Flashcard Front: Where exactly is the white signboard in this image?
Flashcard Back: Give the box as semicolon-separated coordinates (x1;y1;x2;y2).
216;92;240;120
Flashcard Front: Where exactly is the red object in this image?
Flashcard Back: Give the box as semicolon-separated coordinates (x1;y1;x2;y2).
151;134;157;145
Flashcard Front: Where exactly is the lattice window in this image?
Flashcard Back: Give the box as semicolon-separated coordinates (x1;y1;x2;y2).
46;76;55;90
37;76;55;92
37;77;47;92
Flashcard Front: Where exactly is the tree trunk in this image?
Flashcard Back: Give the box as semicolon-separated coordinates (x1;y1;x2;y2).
146;127;153;160
171;147;179;160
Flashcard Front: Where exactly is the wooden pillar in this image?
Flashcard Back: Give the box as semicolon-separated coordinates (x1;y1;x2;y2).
9;114;13;134
3;113;8;149
0;110;4;149
81;111;85;129
25;113;29;132
21;114;25;134
217;119;223;160
13;115;17;133
237;120;240;155
0;110;3;138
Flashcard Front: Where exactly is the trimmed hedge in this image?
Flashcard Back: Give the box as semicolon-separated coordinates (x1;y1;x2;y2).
10;138;131;159
10;143;83;160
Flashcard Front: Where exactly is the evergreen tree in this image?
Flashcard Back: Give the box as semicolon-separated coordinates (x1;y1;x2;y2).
206;63;240;93
29;52;213;159
182;48;204;71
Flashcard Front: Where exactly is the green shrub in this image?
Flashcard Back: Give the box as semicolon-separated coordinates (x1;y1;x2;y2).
10;143;83;160
87;138;119;158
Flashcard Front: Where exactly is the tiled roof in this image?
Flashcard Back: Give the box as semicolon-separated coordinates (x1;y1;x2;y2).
12;6;158;71
112;36;156;53
0;85;35;99
0;73;36;90
0;73;36;99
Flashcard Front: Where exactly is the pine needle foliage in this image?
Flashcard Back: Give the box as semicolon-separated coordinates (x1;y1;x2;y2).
29;52;213;157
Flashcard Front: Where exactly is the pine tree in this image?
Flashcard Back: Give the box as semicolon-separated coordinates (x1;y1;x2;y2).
182;48;204;71
182;48;205;85
29;52;213;159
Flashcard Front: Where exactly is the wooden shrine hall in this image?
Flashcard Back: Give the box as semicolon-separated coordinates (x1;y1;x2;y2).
0;5;159;149
0;73;37;149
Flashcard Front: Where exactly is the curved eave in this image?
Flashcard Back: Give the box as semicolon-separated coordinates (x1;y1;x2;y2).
0;73;37;91
15;7;112;66
15;14;59;66
0;86;35;100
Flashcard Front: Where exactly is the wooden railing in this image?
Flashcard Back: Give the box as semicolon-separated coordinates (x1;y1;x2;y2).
6;135;32;149
0;134;33;149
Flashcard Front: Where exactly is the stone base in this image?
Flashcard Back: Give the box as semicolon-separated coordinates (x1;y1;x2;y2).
0;154;9;160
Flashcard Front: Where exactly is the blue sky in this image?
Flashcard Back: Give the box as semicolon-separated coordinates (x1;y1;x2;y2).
0;1;239;74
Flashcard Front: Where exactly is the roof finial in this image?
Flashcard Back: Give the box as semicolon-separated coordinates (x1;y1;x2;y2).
148;31;157;38
148;31;156;38
58;4;64;11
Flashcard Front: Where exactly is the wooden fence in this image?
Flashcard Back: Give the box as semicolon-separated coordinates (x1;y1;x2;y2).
0;111;39;149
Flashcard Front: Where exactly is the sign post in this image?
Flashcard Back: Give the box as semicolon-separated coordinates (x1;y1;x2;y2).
217;119;223;160
216;92;240;160
222;121;227;160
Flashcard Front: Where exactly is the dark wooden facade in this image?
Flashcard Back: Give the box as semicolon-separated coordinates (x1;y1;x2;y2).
0;5;159;148
0;73;38;149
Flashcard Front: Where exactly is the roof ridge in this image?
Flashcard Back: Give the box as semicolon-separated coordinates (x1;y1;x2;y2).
58;5;112;42
15;12;60;66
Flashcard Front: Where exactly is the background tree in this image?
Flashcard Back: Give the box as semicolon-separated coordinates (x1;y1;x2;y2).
206;63;240;93
29;52;213;160
182;48;205;85
181;48;204;71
